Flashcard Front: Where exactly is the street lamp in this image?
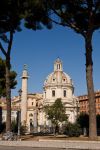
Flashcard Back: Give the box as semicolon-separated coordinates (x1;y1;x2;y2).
18;89;22;137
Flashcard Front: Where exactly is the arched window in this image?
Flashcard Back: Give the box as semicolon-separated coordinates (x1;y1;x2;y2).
30;119;33;126
64;90;66;97
59;64;60;69
57;64;59;69
57;64;60;70
52;90;55;97
36;102;38;107
63;78;66;82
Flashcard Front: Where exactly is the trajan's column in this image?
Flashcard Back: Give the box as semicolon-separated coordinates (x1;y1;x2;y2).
21;64;29;125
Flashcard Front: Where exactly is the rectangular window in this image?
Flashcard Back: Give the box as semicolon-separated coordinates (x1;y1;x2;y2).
52;90;55;97
64;90;66;97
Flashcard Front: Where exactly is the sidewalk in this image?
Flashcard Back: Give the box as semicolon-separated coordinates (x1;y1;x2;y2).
0;139;100;149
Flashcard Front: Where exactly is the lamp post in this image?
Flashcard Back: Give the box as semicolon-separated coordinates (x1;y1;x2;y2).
18;89;22;137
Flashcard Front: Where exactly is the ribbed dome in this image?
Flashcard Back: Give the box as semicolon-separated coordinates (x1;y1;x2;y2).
44;58;73;87
44;71;73;86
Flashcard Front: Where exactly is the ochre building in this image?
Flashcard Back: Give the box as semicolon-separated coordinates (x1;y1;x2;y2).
78;90;100;114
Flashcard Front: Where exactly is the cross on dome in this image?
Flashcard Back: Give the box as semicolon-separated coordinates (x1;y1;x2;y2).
24;64;27;70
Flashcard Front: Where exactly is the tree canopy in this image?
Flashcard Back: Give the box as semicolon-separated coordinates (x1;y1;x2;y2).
77;113;89;129
44;98;67;132
0;57;17;97
0;0;52;132
47;0;100;34
45;0;100;140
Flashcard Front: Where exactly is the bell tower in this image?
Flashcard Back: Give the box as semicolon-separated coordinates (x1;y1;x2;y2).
21;64;29;125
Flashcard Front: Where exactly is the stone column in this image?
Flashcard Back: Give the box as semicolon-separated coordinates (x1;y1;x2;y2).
21;64;29;125
33;109;38;133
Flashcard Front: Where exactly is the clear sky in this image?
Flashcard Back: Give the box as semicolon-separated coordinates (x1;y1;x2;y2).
0;24;100;97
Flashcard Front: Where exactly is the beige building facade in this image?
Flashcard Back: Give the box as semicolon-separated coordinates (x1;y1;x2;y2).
43;58;78;124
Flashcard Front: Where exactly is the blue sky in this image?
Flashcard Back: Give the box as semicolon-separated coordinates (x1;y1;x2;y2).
0;24;100;97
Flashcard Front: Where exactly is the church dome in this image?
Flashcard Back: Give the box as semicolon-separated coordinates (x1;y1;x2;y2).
44;71;73;86
44;58;73;87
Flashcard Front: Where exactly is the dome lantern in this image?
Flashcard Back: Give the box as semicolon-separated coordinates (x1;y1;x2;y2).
44;58;73;88
54;57;63;72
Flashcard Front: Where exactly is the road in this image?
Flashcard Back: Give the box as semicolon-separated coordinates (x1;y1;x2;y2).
0;140;100;149
0;146;66;150
0;146;97;150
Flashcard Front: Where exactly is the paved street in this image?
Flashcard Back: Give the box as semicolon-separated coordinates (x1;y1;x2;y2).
0;146;65;150
0;146;98;150
0;140;100;149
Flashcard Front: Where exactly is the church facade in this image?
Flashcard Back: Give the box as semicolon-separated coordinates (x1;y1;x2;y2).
0;58;79;132
43;58;78;124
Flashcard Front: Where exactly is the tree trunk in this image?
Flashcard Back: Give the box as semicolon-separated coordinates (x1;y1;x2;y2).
6;56;11;132
85;33;97;140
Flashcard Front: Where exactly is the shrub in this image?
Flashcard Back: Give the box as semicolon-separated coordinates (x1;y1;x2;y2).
64;122;82;137
0;122;6;133
20;125;28;135
11;120;28;135
11;121;18;133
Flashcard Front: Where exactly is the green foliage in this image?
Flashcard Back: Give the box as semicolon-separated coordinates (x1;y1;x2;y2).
11;120;18;133
0;0;52;37
44;98;67;127
0;122;6;133
0;0;22;33
77;113;89;128
9;71;17;89
0;57;17;97
77;114;100;135
0;0;53;132
64;122;82;137
11;120;28;135
96;114;100;128
20;124;28;135
23;0;52;30
0;58;5;96
47;0;100;34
